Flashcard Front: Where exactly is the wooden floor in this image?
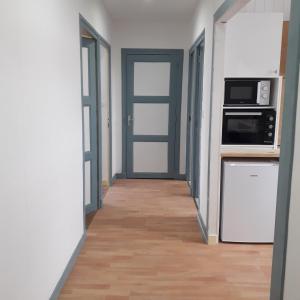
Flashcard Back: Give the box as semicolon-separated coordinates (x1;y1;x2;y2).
60;179;273;300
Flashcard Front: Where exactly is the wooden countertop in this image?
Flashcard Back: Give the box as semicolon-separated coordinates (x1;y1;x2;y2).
221;148;280;158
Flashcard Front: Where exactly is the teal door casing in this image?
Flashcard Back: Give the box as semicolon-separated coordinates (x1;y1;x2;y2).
187;51;197;190
186;33;205;202
122;49;184;179
193;42;205;199
81;37;99;214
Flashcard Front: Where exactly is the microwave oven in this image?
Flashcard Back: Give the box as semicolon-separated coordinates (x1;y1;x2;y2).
224;78;271;106
222;108;276;145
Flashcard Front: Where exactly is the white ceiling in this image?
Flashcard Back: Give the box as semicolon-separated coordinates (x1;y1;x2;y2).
102;0;199;21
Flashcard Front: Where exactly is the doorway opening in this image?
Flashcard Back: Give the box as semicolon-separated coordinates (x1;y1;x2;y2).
99;38;113;199
203;0;294;299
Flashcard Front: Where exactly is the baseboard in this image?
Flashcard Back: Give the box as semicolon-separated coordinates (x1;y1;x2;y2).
115;173;126;179
207;235;219;245
176;174;187;181
111;173;125;184
113;173;186;181
49;233;87;300
196;213;219;245
112;174;117;183
102;180;110;187
193;197;199;209
196;212;208;244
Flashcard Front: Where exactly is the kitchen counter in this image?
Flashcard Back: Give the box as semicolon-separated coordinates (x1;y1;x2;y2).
221;148;280;158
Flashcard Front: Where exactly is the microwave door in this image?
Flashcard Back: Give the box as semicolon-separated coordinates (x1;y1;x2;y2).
222;112;264;145
224;81;258;106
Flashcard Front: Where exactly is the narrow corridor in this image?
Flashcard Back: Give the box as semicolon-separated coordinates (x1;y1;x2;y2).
60;180;272;300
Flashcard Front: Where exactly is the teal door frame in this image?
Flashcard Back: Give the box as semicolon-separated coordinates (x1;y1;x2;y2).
186;52;195;185
270;0;300;298
187;51;197;194
81;37;99;215
211;1;300;299
186;31;205;201
121;49;184;179
79;16;113;220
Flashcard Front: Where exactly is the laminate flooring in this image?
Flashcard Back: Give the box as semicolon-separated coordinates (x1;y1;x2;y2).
59;179;272;300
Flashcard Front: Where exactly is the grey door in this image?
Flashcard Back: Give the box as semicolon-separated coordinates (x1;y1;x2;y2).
187;51;197;190
123;50;183;179
81;37;98;214
187;38;205;200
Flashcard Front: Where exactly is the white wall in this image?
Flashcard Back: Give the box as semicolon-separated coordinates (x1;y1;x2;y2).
0;0;111;299
190;0;225;228
283;68;300;300
241;0;291;20
111;20;192;175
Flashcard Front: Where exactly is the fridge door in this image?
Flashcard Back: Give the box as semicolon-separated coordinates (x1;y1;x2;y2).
221;161;279;243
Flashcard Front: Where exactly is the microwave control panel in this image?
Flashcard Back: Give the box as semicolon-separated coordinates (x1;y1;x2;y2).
257;81;271;106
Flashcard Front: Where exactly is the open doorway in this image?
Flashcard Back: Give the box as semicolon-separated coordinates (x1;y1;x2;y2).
100;39;112;198
200;0;293;299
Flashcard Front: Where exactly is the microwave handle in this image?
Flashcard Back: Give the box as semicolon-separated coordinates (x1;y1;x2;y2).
225;112;263;116
257;81;262;105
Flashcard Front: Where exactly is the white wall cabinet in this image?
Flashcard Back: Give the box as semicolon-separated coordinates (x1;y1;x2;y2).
224;13;283;78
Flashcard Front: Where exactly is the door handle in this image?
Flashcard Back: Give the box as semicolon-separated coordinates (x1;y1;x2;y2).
128;115;134;127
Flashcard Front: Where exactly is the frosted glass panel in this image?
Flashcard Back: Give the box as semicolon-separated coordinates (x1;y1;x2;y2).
82;47;89;96
133;142;168;173
133;103;169;135
83;106;90;152
84;161;91;205
134;62;170;96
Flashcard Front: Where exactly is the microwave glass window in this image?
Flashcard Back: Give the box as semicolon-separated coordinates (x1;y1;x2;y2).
230;87;253;100
228;119;259;134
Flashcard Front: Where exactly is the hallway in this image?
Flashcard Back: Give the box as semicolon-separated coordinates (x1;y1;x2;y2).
59;180;272;300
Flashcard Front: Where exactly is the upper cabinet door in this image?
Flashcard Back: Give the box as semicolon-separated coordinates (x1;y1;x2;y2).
224;13;283;78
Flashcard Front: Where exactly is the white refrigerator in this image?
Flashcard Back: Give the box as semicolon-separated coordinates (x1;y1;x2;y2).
221;160;279;243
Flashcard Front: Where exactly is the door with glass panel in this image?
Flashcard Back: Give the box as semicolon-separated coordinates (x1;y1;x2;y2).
124;50;183;179
81;37;98;214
